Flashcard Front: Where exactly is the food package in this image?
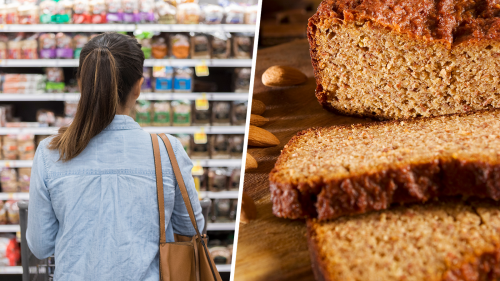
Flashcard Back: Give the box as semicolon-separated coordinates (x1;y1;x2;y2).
54;116;73;127
174;67;193;93
18;168;31;193
244;5;258;24
228;168;240;191
190;133;209;159
73;33;89;59
191;100;211;125
156;1;176;24
229;199;237;220
208;168;228;192
209;246;231;264
190;34;210;59
224;4;244;24
37;109;56;126
2;136;17;161
18;134;35;161
201;4;222;24
176;3;200;24
212;198;231;221
171;34;190;59
17;4;39;24
54;0;72;23
151;36;168;59
231;100;247;125
106;0;123;23
173;134;190;155
73;0;91;24
233;68;251;92
193;167;207;192
0;106;13;127
39;33;57;59
122;0;139;23
21;38;38;59
65;101;78;117
56;33;74;59
153;66;173;93
211;36;230;59
7;40;21;59
152;102;171;126
0;169;18;193
142;67;153;92
139;0;155;23
39;0;57;23
211;101;231;125
35;135;51;147
0;41;7;59
0;202;7;225
210;134;230;159
45;67;65;93
4;200;19;224
233;34;252;59
171;100;191;126
229;134;244;159
90;0;107;24
0;235;21;266
135;100;152;125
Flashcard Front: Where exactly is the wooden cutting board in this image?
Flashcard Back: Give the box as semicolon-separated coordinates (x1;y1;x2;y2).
234;39;372;280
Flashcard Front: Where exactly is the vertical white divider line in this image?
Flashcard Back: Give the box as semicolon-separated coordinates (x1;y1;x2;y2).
229;0;264;280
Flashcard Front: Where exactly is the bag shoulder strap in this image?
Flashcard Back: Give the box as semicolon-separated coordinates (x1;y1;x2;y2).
157;133;201;236
150;134;167;244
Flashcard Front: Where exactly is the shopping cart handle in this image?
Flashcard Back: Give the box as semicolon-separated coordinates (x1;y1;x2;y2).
18;201;29;210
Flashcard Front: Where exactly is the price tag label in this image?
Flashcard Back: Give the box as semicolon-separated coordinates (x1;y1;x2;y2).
193;127;208;144
8;193;14;200
192;160;204;176
195;60;209;77
195;93;209;110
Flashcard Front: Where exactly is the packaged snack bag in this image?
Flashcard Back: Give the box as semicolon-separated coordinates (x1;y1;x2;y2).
190;134;209;159
0;41;7;59
56;33;73;59
123;0;139;23
153;66;173;93
2;137;17;161
0;169;18;193
39;0;57;23
171;100;191;126
106;0;123;23
201;4;223;24
18;4;39;24
173;67;193;93
191;100;211;126
176;3;200;24
233;67;251;92
18;134;35;161
7;39;22;59
190;34;210;59
231;100;247;125
139;0;155;23
171;34;190;59
45;67;65;93
90;0;107;23
152;102;171;126
210;134;230;159
151;36;167;59
18;168;31;193
39;33;56;59
5;200;19;224
156;1;176;24
211;36;230;59
233;34;252;59
229;134;244;159
73;0;91;24
211;101;231;125
73;33;89;59
225;4;244;24
21;38;38;59
54;0;72;23
135;100;151;125
208;168;228;192
141;67;153;92
244;5;258;24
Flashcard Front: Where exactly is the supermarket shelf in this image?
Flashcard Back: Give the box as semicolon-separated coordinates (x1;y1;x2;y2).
0;193;29;200
0;93;249;101
0;24;256;33
0;126;245;135
215;264;231;273
199;191;239;199
206;222;235;231
0;159;241;168
0;225;20;233
0;59;252;67
0;266;22;274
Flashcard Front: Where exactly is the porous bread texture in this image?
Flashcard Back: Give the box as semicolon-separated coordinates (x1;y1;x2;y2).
269;111;500;220
308;0;500;120
307;199;500;281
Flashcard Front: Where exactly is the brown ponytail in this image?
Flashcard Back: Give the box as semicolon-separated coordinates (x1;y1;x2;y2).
49;33;145;162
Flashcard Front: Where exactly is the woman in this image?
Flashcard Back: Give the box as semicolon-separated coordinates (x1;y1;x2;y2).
26;33;204;280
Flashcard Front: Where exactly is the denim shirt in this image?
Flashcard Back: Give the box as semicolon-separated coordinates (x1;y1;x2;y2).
26;115;204;281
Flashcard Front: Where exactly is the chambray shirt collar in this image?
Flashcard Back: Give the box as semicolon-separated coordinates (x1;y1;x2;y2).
104;115;142;131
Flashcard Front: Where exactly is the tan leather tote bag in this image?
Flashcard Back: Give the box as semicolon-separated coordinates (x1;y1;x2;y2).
150;133;222;281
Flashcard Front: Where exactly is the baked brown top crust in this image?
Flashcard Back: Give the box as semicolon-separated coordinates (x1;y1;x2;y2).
313;0;500;47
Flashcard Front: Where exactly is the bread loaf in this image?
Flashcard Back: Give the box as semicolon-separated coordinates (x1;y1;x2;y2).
308;0;500;119
307;199;500;281
270;111;500;220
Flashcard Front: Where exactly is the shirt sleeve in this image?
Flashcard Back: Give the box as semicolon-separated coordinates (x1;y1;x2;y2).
168;136;205;236
26;143;59;259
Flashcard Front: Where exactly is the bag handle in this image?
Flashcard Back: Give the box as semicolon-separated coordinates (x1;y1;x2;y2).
150;134;167;244
151;134;220;280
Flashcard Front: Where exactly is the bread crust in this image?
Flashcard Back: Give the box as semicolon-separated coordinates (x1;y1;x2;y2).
306;219;329;281
269;111;500;220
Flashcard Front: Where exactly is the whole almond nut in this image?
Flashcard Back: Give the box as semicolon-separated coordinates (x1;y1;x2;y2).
240;191;257;224
251;100;266;115
245;153;258;170
262;65;307;87
248;125;279;147
250;114;269;127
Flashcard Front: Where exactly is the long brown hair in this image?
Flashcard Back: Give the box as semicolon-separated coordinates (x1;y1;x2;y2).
49;32;145;161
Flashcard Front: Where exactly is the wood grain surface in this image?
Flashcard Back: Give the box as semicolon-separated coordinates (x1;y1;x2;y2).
234;39;372;280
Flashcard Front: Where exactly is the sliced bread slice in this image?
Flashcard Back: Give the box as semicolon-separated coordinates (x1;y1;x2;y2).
307;199;500;281
270;111;500;220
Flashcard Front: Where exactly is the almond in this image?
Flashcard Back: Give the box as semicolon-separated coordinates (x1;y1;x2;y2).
250;114;269;127
245;153;258;170
262;65;307;87
251;100;266;115
248;125;279;147
240;191;257;224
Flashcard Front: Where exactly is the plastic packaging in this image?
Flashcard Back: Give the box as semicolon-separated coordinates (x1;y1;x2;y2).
1;137;17;161
190;34;210;59
211;36;230;59
211;101;231;125
171;100;191;126
142;67;153;92
17;134;35;160
201;4;223;24
152;102;171;126
171;34;190;59
0;169;18;193
233;67;251;92
7;39;22;59
39;33;56;59
45;67;65;93
174;67;193;93
139;0;155;23
191;100;211;125
73;0;91;24
106;0;123;23
176;3;200;24
90;0;107;23
39;0;57;23
135;100;151;125
54;0;72;23
56;33;73;59
17;4;39;24
210;134;230;159
244;5;258;24
233;34;252;59
73;33;89;59
224;4;244;24
153;66;173;92
18;168;31;193
151;36;168;59
21;38;38;59
156;1;176;24
231;100;247;125
123;0;139;23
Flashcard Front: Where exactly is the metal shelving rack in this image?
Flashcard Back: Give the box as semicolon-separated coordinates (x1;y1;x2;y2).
0;21;253;275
